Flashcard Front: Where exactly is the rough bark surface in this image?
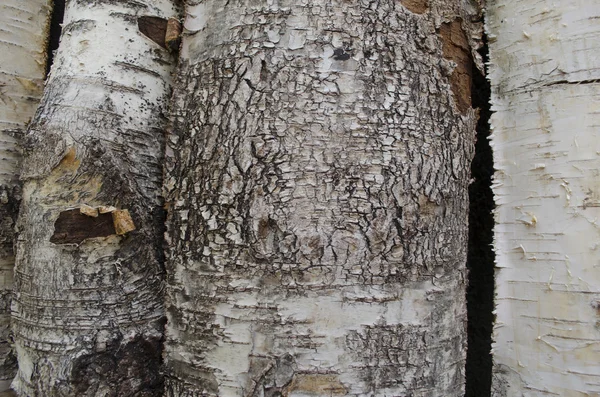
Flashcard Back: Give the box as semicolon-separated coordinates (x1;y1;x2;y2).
10;0;179;395
0;1;53;391
163;1;481;396
488;0;600;395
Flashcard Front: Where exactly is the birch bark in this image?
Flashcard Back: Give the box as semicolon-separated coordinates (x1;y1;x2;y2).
163;1;481;395
10;0;179;395
0;1;52;391
488;0;600;395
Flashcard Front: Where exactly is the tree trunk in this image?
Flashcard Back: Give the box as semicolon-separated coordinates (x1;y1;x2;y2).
163;1;481;395
11;0;179;395
488;1;600;395
0;1;52;391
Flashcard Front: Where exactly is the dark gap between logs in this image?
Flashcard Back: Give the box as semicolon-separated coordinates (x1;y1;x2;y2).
45;0;66;78
465;39;494;397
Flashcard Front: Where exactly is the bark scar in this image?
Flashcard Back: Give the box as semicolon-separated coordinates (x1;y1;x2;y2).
440;19;473;114
138;16;181;52
50;206;135;244
400;0;428;14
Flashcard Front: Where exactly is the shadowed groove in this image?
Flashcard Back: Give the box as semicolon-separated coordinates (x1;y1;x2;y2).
465;40;494;397
45;0;65;78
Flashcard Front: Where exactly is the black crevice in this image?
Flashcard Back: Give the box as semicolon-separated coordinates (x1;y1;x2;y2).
45;0;66;78
542;78;600;87
465;39;495;397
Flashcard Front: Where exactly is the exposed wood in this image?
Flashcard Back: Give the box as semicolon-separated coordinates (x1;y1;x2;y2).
440;19;473;114
138;16;169;49
50;210;116;244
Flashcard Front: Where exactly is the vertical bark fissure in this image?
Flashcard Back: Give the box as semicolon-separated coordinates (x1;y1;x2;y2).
465;40;494;397
45;0;66;79
11;0;181;395
163;1;482;396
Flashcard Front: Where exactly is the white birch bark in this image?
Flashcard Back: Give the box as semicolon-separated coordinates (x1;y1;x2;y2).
488;0;600;395
10;0;179;395
163;1;481;395
0;1;52;391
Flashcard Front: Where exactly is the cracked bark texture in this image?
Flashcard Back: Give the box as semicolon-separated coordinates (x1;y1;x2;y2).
163;1;481;395
0;1;53;391
488;1;600;396
10;0;179;395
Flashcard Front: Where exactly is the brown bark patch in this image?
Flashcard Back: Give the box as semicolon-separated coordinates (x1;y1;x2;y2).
165;18;182;52
57;147;81;173
283;374;347;396
138;16;181;52
440;19;472;114
112;209;136;235
50;207;135;244
400;0;428;14
50;209;116;244
138;16;168;49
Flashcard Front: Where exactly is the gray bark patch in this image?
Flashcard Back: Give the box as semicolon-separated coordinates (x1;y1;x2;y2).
71;335;164;397
247;354;295;397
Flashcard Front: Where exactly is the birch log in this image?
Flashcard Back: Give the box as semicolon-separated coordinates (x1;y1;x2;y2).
163;1;481;395
10;0;179;395
488;0;600;395
0;1;52;391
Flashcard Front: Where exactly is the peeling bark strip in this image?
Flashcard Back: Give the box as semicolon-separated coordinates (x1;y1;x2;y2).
0;0;53;391
163;1;481;396
11;0;180;395
488;1;600;396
